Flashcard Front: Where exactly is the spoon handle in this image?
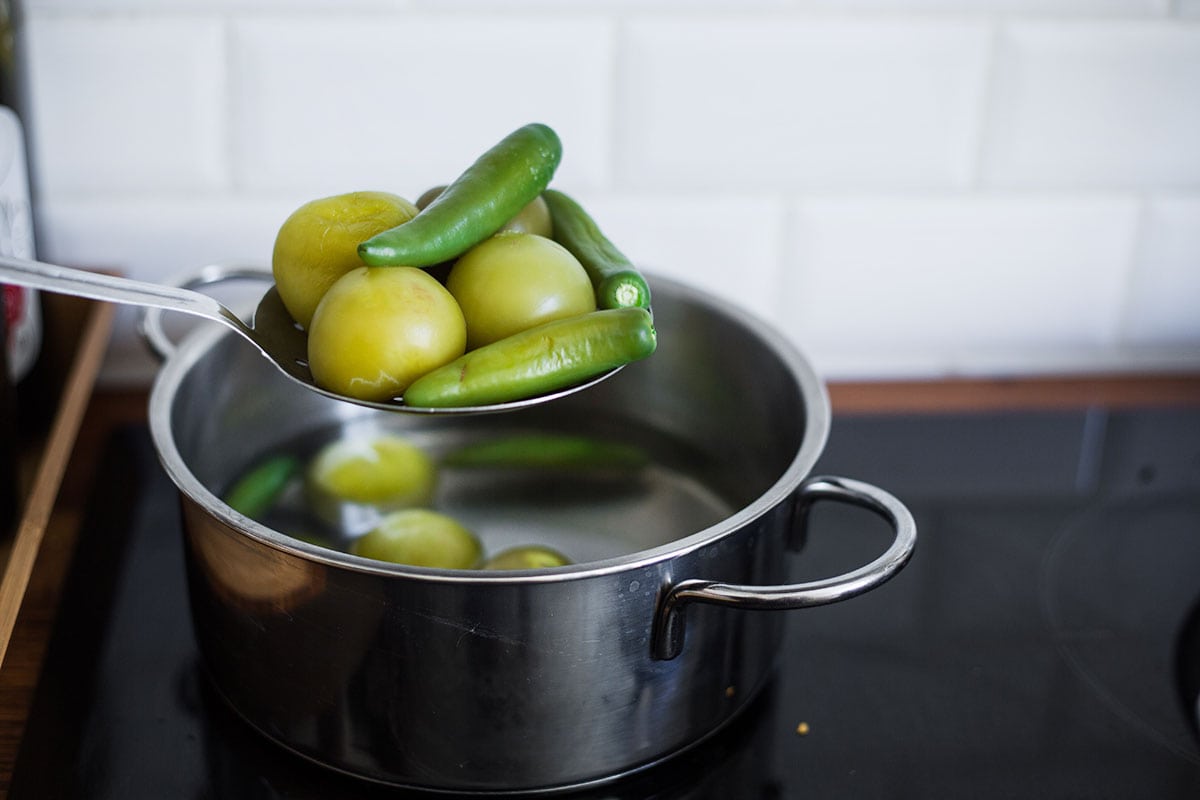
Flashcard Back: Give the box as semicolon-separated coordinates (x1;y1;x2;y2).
0;255;240;328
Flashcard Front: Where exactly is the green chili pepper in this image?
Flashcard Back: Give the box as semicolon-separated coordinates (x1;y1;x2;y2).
542;189;652;310
402;307;656;408
358;123;562;267
442;434;648;470
223;455;299;518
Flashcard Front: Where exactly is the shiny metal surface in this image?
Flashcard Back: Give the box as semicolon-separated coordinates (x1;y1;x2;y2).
148;275;916;793
652;476;916;660
0;256;620;415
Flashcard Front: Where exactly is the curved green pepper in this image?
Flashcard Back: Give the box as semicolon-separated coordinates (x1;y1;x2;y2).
358;123;562;267
543;189;651;310
402;307;656;408
223;455;299;518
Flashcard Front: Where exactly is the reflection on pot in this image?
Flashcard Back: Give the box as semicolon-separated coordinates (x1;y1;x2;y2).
184;503;326;612
183;499;384;728
188;653;784;800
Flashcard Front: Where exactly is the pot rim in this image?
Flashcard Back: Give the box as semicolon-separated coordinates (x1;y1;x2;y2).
148;274;831;585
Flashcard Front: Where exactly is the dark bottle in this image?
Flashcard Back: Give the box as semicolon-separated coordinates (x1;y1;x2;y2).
0;0;49;438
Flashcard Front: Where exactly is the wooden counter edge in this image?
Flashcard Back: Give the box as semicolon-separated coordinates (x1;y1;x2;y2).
828;373;1200;414
0;300;116;667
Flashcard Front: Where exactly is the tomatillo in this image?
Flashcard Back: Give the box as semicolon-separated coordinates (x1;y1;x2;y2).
351;509;482;569
272;191;419;329
447;232;596;350
307;266;466;403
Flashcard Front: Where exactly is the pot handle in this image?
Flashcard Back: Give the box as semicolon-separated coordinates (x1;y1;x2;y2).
651;475;916;661
139;265;273;361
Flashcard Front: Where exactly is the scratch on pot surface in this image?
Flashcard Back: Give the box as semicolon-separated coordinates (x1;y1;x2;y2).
411;611;523;648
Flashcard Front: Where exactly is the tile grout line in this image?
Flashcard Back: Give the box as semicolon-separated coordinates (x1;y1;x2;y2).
1112;191;1153;347
968;16;1004;193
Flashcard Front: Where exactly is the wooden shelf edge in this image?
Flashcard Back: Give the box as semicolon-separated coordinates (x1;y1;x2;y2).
828;373;1200;415
0;300;116;668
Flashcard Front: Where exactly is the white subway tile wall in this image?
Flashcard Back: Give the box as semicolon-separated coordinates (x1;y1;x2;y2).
622;18;992;189
1125;195;1200;345
27;16;228;194
231;17;615;194
15;1;1200;385
983;21;1200;187
787;194;1141;373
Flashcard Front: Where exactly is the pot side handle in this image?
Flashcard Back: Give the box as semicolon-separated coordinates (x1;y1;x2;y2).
651;475;916;661
139;265;273;361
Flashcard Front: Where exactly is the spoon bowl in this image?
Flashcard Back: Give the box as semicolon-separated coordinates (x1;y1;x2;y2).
0;255;620;415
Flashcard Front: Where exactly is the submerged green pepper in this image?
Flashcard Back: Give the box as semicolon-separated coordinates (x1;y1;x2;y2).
223;455;299;519
358;123;562;267
542;189;651;310
402;307;656;408
442;434;648;470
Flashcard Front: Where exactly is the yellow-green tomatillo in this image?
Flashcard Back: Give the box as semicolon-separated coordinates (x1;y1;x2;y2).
272;191;419;329
483;545;572;570
307;266;466;403
305;434;438;534
446;232;595;350
351;509;482;569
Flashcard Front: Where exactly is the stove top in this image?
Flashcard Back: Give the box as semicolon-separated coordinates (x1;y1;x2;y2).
8;406;1200;798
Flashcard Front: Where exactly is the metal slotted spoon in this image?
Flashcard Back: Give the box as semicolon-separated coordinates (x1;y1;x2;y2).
0;255;619;415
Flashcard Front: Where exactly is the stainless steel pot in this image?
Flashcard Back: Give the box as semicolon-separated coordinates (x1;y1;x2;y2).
146;272;916;794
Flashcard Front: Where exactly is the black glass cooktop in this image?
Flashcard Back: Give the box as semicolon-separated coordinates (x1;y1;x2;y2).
9;406;1200;799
